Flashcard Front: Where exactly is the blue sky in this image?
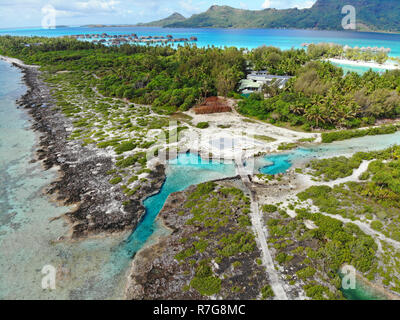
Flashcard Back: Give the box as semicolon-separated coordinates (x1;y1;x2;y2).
0;0;317;28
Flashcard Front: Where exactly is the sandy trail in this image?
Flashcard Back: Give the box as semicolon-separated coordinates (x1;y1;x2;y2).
281;160;400;252
318;212;400;253
237;164;288;300
297;160;372;190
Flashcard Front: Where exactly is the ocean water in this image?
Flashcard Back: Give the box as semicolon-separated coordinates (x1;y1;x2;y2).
330;62;386;75
259;131;400;175
0;75;236;301
0;60;134;300
123;153;236;258
1;26;400;57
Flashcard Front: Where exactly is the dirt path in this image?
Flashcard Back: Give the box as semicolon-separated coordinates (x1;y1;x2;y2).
237;164;288;300
318;211;400;253
297;160;372;190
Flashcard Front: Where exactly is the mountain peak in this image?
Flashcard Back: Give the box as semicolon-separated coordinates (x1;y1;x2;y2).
137;12;186;27
169;12;185;19
207;5;234;11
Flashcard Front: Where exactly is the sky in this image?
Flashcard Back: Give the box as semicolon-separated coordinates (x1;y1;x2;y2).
0;0;317;29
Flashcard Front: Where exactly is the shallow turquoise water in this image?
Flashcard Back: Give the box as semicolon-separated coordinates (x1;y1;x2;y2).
0;66;237;299
0;64;236;299
87;153;237;297
259;132;400;175
331;62;386;75
260;148;313;175
339;272;386;300
0;60;138;299
1;27;400;56
123;153;236;257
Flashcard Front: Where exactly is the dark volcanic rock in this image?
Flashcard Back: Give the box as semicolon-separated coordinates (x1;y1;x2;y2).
125;181;270;300
14;64;166;238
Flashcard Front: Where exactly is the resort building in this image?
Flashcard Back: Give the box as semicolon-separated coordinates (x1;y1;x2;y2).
239;71;291;95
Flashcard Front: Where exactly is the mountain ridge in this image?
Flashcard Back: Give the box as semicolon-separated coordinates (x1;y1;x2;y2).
139;0;400;33
136;12;186;27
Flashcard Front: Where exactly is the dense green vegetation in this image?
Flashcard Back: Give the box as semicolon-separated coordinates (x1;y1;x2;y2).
292;146;400;293
321;125;398;143
164;1;400;33
300;146;400;238
2;36;400;133
0;36;245;115
307;155;363;181
265;205;377;300
172;182;270;299
238;55;400;130
247;46;311;76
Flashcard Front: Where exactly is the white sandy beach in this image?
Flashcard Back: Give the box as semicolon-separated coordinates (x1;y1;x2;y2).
327;58;400;70
0;54;38;68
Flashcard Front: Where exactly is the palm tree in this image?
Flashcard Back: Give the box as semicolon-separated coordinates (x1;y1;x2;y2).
305;105;326;128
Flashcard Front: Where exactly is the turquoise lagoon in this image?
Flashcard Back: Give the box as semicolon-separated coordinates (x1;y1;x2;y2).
121;152;236;258
259;131;400;175
62;153;236;299
331;62;387;75
1;26;400;57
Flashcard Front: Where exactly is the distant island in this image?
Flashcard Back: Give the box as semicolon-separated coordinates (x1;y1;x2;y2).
135;0;400;33
83;13;186;28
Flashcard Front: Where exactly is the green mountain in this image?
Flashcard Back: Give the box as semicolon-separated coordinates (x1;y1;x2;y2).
160;0;400;33
137;12;186;27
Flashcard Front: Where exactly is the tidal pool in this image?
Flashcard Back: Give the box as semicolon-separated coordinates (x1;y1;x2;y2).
339;272;386;300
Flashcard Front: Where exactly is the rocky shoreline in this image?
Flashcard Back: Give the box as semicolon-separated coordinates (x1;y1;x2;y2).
125;179;271;300
9;58;166;239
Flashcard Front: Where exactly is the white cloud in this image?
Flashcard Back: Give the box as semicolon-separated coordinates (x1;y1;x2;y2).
178;0;203;14
52;0;120;14
261;0;270;9
239;2;248;9
266;0;316;9
0;0;318;28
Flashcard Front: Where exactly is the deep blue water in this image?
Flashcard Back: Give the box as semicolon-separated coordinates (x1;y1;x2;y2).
1;26;400;56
